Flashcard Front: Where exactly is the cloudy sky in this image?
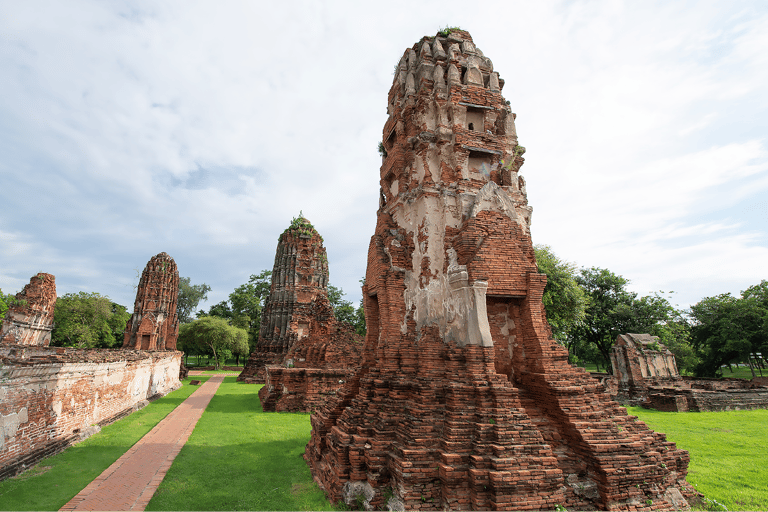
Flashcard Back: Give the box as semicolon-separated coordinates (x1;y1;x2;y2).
1;1;766;315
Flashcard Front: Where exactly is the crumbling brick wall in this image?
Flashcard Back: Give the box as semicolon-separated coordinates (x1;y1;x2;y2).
258;296;362;412
123;252;179;351
603;335;768;410
305;30;692;511
0;346;181;481
610;334;681;405
0;273;56;346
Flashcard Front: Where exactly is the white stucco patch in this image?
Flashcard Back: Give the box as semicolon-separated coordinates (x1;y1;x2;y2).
0;407;29;449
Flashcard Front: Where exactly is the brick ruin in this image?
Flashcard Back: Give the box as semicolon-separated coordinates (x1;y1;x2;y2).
259;293;363;412
0;273;57;346
0;346;181;481
238;217;331;384
305;31;692;511
601;334;768;412
1;257;184;481
123;252;180;351
610;334;681;405
238;217;363;411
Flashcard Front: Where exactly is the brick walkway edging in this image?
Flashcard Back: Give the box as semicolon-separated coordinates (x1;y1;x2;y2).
60;375;225;511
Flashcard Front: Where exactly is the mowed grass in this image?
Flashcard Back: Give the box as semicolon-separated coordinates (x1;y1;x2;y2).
719;365;766;379
146;377;334;511
629;407;768;511
0;377;209;511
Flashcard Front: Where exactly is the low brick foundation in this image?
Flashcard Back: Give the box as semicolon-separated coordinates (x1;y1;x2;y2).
259;367;353;412
648;386;768;412
595;371;768;412
0;345;181;481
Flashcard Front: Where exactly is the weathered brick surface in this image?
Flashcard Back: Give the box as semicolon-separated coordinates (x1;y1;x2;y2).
0;273;56;346
305;30;692;511
604;334;768;411
259;297;362;412
610;334;682;405
648;386;768;412
0;346;181;481
238;219;331;384
241;218;363;411
123;252;179;351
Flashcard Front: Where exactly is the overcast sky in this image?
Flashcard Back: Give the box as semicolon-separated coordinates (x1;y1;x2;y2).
1;1;766;316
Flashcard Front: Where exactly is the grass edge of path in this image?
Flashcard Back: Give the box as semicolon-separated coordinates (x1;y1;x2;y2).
0;376;209;511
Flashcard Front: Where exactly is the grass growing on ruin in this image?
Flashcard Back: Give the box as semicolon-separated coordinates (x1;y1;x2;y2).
0;377;208;511
629;407;768;511
147;378;335;511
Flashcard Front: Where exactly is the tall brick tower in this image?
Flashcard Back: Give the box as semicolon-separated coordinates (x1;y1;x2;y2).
123;252;180;351
0;273;56;346
306;30;691;511
238;216;330;383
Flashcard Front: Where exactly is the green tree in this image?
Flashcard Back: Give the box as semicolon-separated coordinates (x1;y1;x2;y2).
689;281;768;378
51;292;131;348
177;316;249;369
177;277;211;324
573;268;677;373
0;288;22;320
533;245;589;343
353;298;366;336
204;270;272;358
328;283;366;335
328;284;356;324
571;268;634;370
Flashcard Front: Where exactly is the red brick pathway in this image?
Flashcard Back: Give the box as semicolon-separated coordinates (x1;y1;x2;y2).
60;375;225;511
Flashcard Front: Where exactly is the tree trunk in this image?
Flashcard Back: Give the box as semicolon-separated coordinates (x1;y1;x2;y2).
747;356;756;379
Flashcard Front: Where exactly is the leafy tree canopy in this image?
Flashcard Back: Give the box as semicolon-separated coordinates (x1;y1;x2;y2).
177;277;211;324
51;292;130;348
178;316;249;369
0;288;16;320
689;281;768;377
533;245;589;342
572;268;679;373
328;283;366;336
202;270;272;356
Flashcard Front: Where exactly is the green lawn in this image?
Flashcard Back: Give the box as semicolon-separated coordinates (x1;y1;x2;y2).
629;407;768;511
146;377;334;511
0;377;208;511
190;369;244;374
719;365;765;379
3;375;765;511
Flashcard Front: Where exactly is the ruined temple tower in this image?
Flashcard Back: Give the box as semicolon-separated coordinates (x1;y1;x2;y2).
306;30;691;511
238;216;331;383
0;273;56;346
123;252;179;351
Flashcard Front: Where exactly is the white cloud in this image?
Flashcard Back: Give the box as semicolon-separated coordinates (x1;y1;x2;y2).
0;0;766;315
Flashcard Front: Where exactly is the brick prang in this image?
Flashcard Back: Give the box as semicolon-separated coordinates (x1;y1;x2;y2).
305;30;693;511
122;252;180;351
